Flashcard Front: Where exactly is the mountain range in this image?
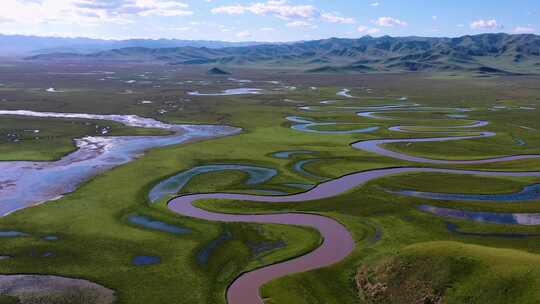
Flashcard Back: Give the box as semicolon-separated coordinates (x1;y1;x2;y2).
23;33;540;74
0;34;263;56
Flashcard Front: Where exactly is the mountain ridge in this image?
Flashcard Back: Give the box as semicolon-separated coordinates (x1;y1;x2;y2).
0;34;266;56
25;33;540;74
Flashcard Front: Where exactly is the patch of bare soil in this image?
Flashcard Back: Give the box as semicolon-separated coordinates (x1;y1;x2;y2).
355;257;443;304
0;275;115;304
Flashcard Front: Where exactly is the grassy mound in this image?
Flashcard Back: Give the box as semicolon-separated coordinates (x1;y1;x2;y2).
356;241;540;304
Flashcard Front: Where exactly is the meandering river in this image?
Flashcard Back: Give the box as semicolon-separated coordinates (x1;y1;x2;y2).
3;100;540;304
166;103;540;304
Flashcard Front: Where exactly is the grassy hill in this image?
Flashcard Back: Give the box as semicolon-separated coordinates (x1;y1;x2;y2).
357;241;540;304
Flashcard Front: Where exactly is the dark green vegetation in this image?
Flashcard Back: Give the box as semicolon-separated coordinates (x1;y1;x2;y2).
1;62;540;303
0;295;19;304
29;33;540;74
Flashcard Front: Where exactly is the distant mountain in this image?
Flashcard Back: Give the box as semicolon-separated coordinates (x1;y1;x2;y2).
26;33;540;74
207;67;231;75
0;34;264;56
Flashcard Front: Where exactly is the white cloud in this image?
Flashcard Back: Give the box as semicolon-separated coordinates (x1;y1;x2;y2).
0;16;14;23
134;1;193;17
218;24;236;33
212;0;318;20
0;0;193;28
0;0;108;26
250;1;317;19
286;21;316;29
370;2;380;7
374;16;407;27
212;0;353;26
514;26;535;34
211;4;245;15
169;26;191;31
357;25;380;34
470;19;501;30
76;0;193;17
321;12;355;24
357;25;368;32
236;30;251;38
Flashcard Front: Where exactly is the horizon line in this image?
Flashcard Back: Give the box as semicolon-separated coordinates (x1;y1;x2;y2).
0;32;537;44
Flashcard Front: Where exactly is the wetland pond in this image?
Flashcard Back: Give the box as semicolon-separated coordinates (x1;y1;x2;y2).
132;256;161;266
128;215;191;235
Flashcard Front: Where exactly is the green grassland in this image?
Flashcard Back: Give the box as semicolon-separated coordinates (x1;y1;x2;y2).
1;63;540;303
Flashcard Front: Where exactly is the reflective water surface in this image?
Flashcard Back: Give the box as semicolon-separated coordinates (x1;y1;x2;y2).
389;183;540;202
148;164;277;203
0;110;239;216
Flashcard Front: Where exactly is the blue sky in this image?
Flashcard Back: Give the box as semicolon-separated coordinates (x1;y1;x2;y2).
1;0;538;41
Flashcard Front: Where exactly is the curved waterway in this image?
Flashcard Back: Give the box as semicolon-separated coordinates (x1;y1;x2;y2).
336;88;353;98
188;88;262;96
353;109;540;164
301;104;417;113
352;131;540;165
271;150;315;159
287;116;379;134
447;222;540;238
0;110;240;215
149;164;277;203
168;167;540;304
354;106;540;164
420;205;540;225
292;159;328;181
388;183;540;202
5;102;540;303
357;106;471;120
270;150;327;181
166;102;540;304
